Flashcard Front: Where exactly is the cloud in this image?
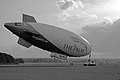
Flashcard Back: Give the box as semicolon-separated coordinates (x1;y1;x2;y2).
55;0;120;30
56;0;98;21
81;18;120;58
55;0;118;33
104;16;113;23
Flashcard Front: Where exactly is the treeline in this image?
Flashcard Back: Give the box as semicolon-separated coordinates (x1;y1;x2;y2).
22;58;63;63
0;52;24;64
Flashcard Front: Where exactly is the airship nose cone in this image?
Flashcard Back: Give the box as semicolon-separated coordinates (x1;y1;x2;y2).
80;36;92;55
87;45;92;55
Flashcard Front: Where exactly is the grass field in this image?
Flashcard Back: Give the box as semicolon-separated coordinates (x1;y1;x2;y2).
0;61;120;80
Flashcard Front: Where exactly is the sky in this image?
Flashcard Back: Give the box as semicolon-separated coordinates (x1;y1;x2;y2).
0;0;120;58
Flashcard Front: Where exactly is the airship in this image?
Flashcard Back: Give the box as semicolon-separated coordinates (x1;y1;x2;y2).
4;14;92;61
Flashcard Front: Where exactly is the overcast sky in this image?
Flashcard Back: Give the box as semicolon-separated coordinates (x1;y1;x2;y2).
0;0;120;58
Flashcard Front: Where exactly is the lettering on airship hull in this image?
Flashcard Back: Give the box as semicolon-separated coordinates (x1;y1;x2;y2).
63;44;85;53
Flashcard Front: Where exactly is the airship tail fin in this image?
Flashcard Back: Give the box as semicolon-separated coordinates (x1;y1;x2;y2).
23;14;37;22
17;38;32;48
